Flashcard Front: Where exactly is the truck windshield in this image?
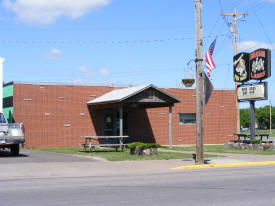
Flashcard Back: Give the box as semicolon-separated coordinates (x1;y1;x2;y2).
0;113;6;123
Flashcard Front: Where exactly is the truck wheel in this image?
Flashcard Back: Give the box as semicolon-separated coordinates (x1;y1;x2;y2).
10;144;19;156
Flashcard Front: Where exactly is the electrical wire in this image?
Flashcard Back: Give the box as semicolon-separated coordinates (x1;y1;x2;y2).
248;0;273;46
0;35;230;45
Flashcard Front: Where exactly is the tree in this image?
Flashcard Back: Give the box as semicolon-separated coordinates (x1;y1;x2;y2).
240;108;250;128
240;106;275;129
255;106;269;129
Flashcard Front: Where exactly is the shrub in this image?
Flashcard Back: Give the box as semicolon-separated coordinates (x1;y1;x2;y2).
251;139;261;144
145;143;161;149
128;142;145;150
128;142;161;150
128;142;162;155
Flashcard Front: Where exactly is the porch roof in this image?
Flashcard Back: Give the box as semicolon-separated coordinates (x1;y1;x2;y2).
87;84;180;107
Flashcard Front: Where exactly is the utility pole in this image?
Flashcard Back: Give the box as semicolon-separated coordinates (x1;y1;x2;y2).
195;0;204;164
221;9;248;134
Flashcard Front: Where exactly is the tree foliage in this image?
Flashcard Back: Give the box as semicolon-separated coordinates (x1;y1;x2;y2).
240;106;275;129
240;108;250;128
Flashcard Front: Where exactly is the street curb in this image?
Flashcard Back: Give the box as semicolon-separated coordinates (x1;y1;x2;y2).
171;161;275;170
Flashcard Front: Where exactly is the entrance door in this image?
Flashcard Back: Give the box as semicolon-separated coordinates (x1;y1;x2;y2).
102;112;115;144
102;111;129;136
103;113;114;136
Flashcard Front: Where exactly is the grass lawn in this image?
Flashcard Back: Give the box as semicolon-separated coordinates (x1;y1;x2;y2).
166;145;275;155
241;129;275;136
28;147;216;161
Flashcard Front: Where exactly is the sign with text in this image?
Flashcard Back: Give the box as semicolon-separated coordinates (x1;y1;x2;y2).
234;48;271;82
237;83;268;101
249;49;271;80
233;52;250;82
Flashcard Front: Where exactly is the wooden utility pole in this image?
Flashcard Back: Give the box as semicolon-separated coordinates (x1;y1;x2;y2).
221;9;248;134
195;0;204;164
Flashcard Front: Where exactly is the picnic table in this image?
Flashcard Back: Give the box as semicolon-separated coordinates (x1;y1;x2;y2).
234;133;250;143
258;134;270;142
80;135;129;152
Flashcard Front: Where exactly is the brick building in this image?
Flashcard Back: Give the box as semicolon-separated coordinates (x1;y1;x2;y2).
3;82;237;148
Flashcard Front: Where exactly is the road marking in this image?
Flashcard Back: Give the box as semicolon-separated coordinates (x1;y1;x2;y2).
171;161;275;170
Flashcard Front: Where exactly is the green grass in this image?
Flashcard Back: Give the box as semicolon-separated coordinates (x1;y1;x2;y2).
241;129;275;136
27;147;216;161
165;145;275;155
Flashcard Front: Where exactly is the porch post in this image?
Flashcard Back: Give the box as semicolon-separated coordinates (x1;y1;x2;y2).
169;105;172;148
119;105;123;136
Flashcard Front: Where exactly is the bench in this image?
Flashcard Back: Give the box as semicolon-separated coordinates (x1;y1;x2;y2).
80;136;129;152
258;134;271;143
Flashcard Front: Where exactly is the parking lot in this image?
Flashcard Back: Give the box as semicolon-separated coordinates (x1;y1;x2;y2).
2;146;275;181
0;148;187;180
0;148;96;164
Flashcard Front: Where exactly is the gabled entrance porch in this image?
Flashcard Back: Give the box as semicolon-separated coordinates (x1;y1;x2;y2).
87;84;180;147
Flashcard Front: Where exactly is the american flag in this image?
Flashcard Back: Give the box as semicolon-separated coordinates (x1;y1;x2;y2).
205;38;217;78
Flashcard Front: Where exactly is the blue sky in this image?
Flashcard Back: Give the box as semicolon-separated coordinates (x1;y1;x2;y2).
0;0;274;108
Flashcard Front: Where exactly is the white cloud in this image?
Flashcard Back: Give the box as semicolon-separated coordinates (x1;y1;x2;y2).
100;69;110;76
132;68;142;73
2;0;112;25
39;48;61;60
237;41;275;52
78;66;95;77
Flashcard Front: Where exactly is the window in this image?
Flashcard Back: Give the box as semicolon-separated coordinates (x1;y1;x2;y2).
0;113;7;123
179;113;196;125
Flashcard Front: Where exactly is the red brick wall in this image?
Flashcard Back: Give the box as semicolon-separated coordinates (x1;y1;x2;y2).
13;83;236;147
129;88;237;145
13;84;113;147
166;89;236;145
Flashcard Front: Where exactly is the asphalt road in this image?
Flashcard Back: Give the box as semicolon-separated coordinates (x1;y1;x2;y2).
1;149;275;206
1;165;275;205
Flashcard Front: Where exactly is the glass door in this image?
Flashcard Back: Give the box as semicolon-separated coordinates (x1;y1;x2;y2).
103;113;114;136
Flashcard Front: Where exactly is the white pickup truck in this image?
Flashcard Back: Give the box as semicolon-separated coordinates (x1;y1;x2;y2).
0;112;25;156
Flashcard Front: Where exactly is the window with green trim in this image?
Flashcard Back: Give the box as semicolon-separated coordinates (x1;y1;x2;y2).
179;113;196;125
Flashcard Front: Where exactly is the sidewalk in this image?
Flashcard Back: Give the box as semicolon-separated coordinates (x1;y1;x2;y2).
1;149;275;180
159;148;275;164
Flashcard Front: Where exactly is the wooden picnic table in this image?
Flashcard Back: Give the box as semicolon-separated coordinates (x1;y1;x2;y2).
80;135;129;152
234;133;250;142
258;134;270;142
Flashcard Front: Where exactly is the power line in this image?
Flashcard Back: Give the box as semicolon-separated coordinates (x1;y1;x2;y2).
248;0;273;46
246;0;268;13
0;34;229;45
5;64;230;77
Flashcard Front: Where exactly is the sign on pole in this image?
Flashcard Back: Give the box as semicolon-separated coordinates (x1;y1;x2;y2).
233;52;250;82
237;83;268;101
203;72;213;106
233;48;271;140
233;48;271;82
249;49;271;80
